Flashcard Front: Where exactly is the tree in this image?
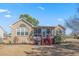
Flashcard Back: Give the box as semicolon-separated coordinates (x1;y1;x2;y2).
65;7;79;38
65;16;79;30
19;14;39;26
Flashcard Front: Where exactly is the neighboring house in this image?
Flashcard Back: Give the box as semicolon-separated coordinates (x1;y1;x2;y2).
10;18;65;44
0;26;6;43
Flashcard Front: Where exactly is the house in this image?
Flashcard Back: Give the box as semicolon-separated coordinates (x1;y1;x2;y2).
10;18;33;44
0;26;6;43
10;18;65;44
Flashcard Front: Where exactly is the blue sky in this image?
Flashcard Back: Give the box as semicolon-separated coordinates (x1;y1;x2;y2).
0;3;78;34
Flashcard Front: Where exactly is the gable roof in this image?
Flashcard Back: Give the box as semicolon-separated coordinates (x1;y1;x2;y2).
22;18;34;27
11;18;34;28
58;25;65;30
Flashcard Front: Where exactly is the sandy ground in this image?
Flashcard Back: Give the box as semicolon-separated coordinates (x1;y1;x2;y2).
0;38;79;56
0;45;34;56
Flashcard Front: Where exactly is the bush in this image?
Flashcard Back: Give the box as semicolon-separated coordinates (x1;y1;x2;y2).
9;40;12;44
54;35;62;44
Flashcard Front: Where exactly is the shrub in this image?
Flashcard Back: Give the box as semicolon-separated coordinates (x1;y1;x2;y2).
54;35;62;44
9;40;12;44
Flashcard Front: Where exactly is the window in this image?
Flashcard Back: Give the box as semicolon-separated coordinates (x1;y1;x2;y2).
55;29;62;35
47;29;51;34
21;27;25;35
42;29;47;37
59;30;62;33
34;29;41;37
38;29;41;36
20;24;26;27
34;29;38;36
25;32;28;35
52;30;55;36
16;27;28;36
43;32;45;37
17;29;20;35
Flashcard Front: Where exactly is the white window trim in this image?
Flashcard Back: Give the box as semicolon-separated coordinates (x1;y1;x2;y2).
16;27;28;36
23;27;26;36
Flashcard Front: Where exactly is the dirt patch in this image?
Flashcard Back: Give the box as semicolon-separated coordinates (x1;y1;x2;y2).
0;38;79;56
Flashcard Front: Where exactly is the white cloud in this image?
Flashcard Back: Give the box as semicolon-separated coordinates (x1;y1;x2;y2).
57;18;63;22
0;9;10;13
66;28;72;35
46;24;51;26
38;6;45;10
5;14;12;18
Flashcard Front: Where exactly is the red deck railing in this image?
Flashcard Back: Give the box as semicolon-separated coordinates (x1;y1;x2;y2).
41;36;54;45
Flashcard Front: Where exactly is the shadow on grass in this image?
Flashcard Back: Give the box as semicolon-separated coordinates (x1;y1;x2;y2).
24;41;79;56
